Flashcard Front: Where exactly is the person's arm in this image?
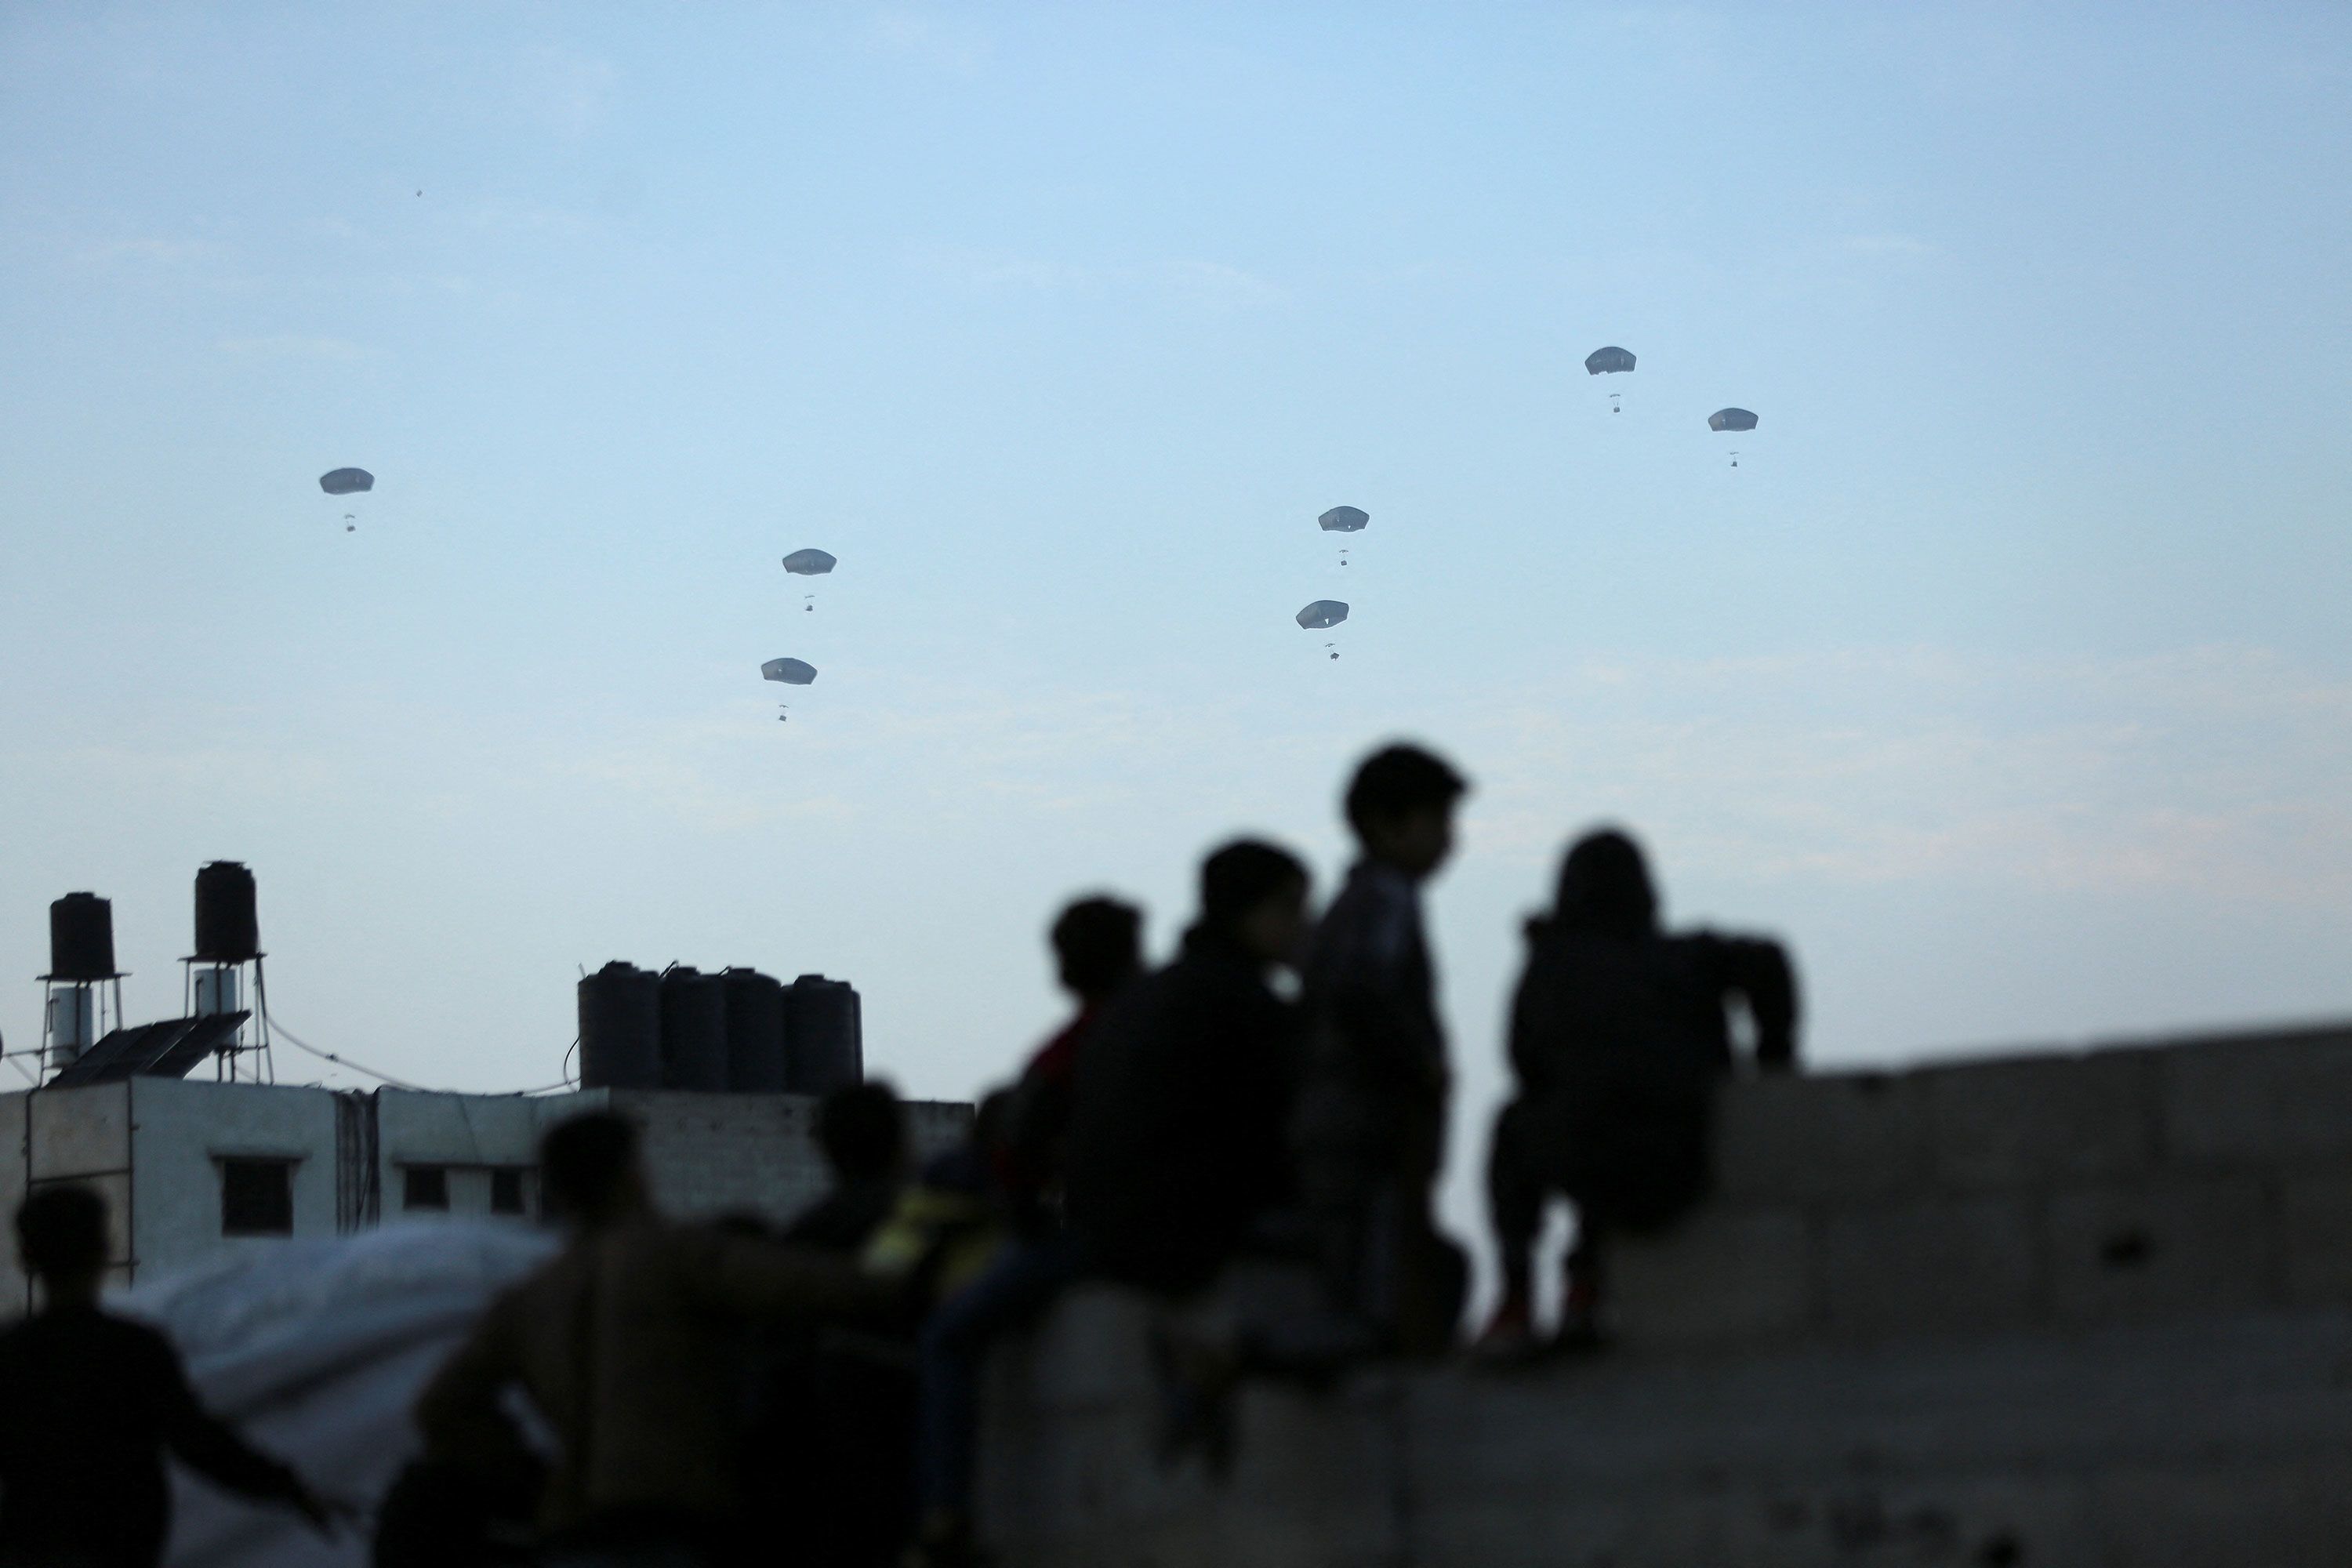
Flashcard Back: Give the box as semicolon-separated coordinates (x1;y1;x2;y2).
153;1336;333;1531
1716;935;1798;1069
680;1227;902;1327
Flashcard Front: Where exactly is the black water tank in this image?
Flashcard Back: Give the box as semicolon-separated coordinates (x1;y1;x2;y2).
578;962;660;1089
193;862;260;963
786;975;862;1096
47;894;117;981
659;967;728;1092
722;968;788;1092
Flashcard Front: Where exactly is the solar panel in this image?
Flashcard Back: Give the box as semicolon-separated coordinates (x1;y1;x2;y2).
147;1012;246;1079
47;1012;248;1087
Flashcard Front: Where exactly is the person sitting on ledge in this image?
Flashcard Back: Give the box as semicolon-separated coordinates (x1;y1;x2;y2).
1476;827;1798;1356
1064;840;1310;1299
904;894;1145;1568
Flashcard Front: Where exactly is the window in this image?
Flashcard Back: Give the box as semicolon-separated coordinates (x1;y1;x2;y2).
403;1165;449;1211
491;1168;526;1215
220;1160;293;1236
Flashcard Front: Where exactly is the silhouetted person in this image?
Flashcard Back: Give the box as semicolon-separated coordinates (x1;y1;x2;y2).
1477;829;1798;1354
761;1083;917;1568
0;1185;335;1568
1000;895;1146;1215
907;895;1144;1568
785;1080;913;1253
416;1112;892;1566
1296;743;1470;1357
1066;841;1310;1297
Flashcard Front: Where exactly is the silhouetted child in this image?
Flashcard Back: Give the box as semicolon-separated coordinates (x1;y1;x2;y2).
0;1185;336;1568
1297;743;1471;1357
906;895;1145;1568
1066;844;1309;1298
1476;829;1798;1355
786;1080;913;1254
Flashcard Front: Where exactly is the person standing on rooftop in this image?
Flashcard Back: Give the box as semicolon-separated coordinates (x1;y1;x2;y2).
1296;742;1472;1358
0;1185;339;1568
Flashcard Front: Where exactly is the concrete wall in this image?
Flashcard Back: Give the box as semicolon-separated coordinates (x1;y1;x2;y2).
613;1088;971;1225
376;1087;585;1221
125;1078;339;1284
373;1087;970;1226
977;1022;2352;1567
0;1080;341;1308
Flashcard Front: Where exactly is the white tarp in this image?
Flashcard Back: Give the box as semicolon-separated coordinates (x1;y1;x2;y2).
118;1220;556;1568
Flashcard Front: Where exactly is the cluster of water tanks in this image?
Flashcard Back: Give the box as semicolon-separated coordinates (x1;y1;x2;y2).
577;964;862;1096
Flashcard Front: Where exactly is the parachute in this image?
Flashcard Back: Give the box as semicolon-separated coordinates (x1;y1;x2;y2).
1708;408;1758;432
1318;507;1367;570
761;658;818;685
1584;347;1635;375
320;469;374;535
1295;600;1348;630
782;549;837;612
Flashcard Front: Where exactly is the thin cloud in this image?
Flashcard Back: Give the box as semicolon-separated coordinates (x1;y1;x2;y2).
89;237;225;265
1162;259;1283;308
866;10;989;76
912;246;1096;292
518;45;618;140
216;333;366;361
1450;644;2352;906
909;247;1279;308
1842;233;1938;256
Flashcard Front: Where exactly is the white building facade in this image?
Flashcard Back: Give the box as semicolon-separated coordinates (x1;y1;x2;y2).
0;1079;971;1309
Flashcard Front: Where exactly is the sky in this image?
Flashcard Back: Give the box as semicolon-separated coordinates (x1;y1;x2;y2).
3;5;2349;1252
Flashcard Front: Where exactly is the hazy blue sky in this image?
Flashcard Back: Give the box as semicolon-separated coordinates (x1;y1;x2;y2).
4;5;2348;1243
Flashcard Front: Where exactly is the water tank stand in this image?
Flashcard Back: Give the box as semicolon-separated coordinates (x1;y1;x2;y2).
180;952;274;1083
35;975;123;1080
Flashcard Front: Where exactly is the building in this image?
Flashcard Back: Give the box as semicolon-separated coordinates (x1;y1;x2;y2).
0;1077;971;1310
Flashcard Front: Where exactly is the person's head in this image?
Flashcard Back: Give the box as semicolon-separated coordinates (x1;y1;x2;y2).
1554;828;1658;939
816;1080;907;1184
16;1185;108;1298
1050;895;1145;1004
1198;838;1312;967
539;1111;648;1229
1344;744;1468;879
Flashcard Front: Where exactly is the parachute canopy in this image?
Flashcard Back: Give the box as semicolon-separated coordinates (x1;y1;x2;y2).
1317;506;1370;533
1708;408;1758;432
1584;347;1636;376
761;658;818;686
1296;600;1349;630
318;468;374;495
781;549;837;576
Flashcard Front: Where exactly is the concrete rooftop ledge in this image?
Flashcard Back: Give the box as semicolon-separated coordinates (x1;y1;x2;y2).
978;1022;2352;1567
